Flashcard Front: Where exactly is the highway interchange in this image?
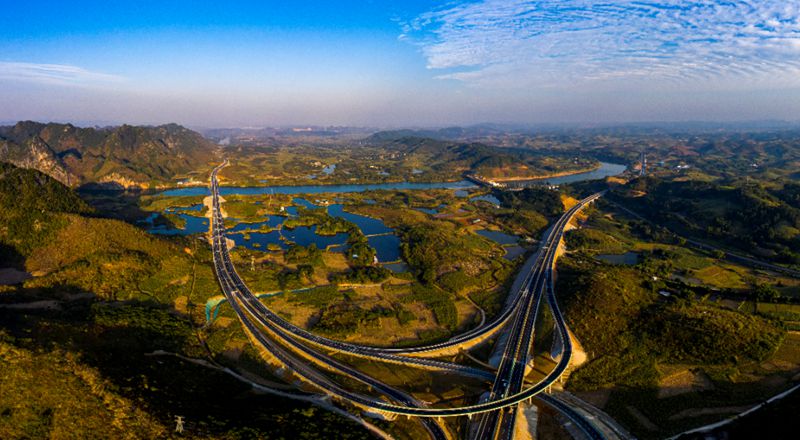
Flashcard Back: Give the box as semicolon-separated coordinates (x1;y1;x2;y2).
208;160;615;439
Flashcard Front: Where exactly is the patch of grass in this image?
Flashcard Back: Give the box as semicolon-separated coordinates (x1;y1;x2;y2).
330;266;391;284
565;227;629;254
288;285;351;308
560;256;785;391
438;270;474;294
311;303;394;337
402;283;457;331
138;194;205;213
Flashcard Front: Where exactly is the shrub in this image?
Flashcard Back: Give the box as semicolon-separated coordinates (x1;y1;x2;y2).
403;284;458;330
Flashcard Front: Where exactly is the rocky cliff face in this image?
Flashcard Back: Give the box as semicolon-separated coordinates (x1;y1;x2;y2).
0;137;76;185
96;173;149;190
0;122;218;188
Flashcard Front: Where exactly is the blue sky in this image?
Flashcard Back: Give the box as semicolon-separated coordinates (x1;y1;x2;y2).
1;0;799;127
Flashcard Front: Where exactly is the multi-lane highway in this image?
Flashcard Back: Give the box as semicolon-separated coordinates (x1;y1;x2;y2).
472;193;603;439
209;162;449;439
207;160;611;438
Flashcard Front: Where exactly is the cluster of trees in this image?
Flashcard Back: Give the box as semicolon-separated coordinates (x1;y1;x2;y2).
494;187;563;218
0;162;91;258
276;265;315;290
400;220;493;285
487;187;564;235
346;239;376;267
401;283;457;331
618;177;800;264
283;208;353;236
559;257;785;392
493;209;548;236
778;182;800;208
311;303;395;336
753;283;782;303
286;244;324;266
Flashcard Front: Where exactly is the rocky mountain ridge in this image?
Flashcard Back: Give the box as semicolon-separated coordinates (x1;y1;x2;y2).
0;121;218;188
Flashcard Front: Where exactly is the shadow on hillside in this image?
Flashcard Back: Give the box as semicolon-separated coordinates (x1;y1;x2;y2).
77;189;184;231
0;243;24;270
0;290;369;438
597;381;800;440
678;387;800;439
77;188;155;222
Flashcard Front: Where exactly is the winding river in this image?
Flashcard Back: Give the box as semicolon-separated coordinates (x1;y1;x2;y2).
155;161;627;197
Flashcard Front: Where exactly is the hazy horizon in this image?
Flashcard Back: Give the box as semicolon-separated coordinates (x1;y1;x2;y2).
4;119;800;133
2;1;800;127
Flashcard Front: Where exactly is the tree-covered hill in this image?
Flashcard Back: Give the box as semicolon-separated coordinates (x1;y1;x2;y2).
614;176;800;265
0;121;218;188
0;162;92;259
0;162;369;439
0;161;90;214
556;256;787;438
0;162;214;302
368;135;596;179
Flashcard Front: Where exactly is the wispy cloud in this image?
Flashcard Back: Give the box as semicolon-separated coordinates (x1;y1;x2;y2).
402;1;800;89
0;62;125;86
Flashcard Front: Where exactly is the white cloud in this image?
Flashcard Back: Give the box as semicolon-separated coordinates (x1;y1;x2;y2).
403;0;800;89
0;62;125;86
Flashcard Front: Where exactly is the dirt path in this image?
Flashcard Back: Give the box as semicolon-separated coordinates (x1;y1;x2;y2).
569;330;588;368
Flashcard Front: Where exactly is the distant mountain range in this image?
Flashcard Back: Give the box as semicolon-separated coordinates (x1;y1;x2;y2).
4;119;798;189
367;121;800;142
201;126;377;144
0;121;218;189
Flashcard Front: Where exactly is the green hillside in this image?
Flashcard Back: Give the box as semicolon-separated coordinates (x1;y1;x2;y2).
0;121;218;188
0;161;210;302
0;162;91;259
614;176;800;265
556;255;789;438
369;135;597;179
560;258;784;390
0;163;369;438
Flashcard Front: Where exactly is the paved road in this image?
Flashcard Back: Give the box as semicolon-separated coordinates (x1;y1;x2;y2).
208;160;614;437
473;194;607;440
209;162;448;439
